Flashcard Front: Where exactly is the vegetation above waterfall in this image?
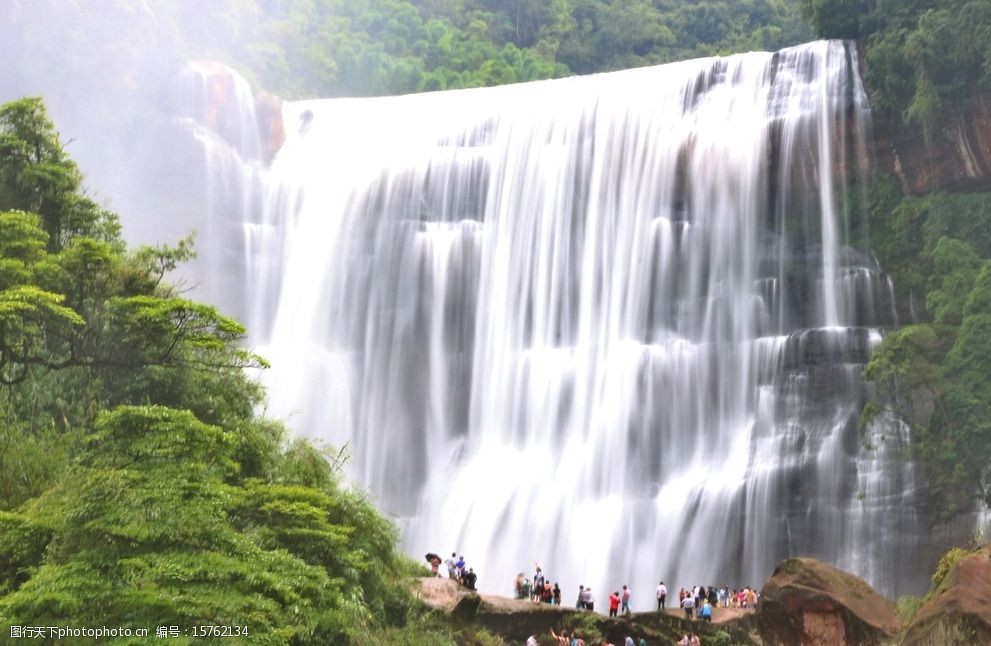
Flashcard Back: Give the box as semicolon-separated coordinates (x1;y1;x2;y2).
3;0;811;99
234;0;813;95
801;0;991;130
0;97;500;644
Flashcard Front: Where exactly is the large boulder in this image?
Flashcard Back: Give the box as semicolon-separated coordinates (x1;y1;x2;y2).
756;557;900;646
900;544;991;645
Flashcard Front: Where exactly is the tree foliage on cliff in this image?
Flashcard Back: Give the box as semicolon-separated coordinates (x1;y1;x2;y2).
0;98;488;644
802;0;991;129
863;178;991;521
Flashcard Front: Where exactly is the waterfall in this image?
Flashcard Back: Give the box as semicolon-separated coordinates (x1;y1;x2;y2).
189;41;927;603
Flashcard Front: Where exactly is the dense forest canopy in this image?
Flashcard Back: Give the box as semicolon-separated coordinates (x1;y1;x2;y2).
2;0;812;100
802;0;991;129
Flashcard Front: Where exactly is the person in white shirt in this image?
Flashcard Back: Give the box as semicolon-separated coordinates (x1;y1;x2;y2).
582;587;595;612
682;593;695;620
656;581;668;609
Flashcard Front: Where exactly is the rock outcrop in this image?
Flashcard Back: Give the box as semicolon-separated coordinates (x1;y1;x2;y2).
874;92;991;195
756;557;901;646
416;578;579;641
254;90;286;162
900;544;991;646
174;61;285;162
417;578;760;644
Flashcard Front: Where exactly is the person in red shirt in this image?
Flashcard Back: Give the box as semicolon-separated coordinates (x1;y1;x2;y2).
608;591;621;617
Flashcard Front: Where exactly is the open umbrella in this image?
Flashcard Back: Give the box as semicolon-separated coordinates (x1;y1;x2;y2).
425;552;441;563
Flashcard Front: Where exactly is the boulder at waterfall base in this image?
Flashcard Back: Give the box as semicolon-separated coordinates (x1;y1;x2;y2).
756;557;900;645
900;544;991;645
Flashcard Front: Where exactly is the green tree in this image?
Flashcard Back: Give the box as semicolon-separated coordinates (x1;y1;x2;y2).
0;406;343;643
806;0;991;128
799;0;870;38
0;98;119;251
926;238;982;325
862;185;991;520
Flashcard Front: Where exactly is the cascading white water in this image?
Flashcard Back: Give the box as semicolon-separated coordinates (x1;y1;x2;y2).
187;41;927;605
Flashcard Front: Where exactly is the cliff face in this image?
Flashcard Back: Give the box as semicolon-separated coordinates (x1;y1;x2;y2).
873;92;991;195
175;61;285;163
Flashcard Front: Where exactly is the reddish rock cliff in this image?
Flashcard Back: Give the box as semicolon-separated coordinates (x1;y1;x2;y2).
176;61;286;162
874;92;991;195
900;544;991;646
756;557;901;646
254;90;286;162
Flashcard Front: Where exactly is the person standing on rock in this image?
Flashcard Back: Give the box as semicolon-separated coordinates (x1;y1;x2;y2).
656;580;667;609
553;582;562;605
700;599;712;623
682;592;695;619
745;586;757;609
577;584;586;609
608;590;621;617
583;587;595;612
533;566;545;602
445;553;457;580
464;567;477;590
621;585;631;615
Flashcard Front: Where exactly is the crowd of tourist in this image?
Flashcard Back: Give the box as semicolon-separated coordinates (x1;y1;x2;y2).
509;565;759;618
429;553;761;644
536;629;706;646
514;567;565;604
530;573;759;645
426;551;479;590
676;584;759;620
539;630;651;646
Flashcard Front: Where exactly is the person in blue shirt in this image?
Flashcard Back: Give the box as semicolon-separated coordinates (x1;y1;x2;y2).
701;599;713;622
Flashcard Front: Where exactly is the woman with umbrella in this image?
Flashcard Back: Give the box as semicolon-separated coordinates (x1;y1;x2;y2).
425;552;442;577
